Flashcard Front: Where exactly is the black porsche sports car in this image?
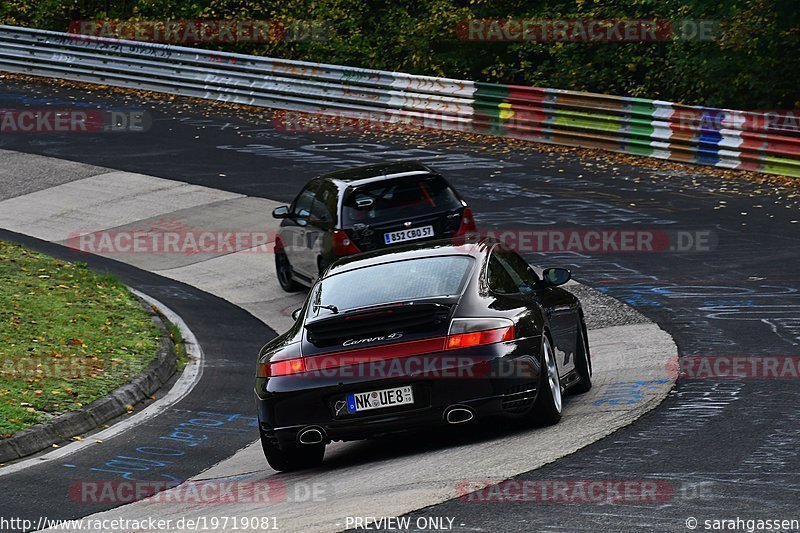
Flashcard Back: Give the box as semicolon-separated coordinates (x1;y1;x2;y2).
255;237;591;471
271;160;476;291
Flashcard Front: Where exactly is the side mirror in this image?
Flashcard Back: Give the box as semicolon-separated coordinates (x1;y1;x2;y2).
291;308;303;321
272;206;290;219
542;267;571;287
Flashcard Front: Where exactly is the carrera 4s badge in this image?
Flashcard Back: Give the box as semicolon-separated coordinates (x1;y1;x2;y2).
342;332;403;347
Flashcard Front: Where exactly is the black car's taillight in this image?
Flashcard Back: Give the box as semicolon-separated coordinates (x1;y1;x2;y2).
454;207;477;236
332;229;362;256
446;318;515;350
257;343;305;377
258;337;448;377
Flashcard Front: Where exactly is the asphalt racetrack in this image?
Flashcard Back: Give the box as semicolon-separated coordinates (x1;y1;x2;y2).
0;76;799;532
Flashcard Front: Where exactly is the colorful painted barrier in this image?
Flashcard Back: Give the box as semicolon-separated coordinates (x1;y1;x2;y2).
1;25;797;176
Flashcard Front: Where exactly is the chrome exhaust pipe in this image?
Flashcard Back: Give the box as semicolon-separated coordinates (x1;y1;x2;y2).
298;427;325;445
445;406;475;424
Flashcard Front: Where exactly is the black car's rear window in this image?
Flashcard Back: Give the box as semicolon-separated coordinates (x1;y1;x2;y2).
311;255;474;314
342;175;462;225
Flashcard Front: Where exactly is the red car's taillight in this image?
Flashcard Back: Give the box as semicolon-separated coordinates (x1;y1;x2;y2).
332;229;361;256
446;318;515;350
454;207;477;236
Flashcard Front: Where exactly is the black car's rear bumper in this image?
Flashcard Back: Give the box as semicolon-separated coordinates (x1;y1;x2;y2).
255;337;543;447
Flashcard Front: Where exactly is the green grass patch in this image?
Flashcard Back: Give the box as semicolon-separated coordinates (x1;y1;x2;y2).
0;241;161;438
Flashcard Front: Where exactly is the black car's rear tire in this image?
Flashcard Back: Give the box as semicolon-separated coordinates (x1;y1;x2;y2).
260;429;325;471
275;250;303;292
572;318;592;394
528;335;563;426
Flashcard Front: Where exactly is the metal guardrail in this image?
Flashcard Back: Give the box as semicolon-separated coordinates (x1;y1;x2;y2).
1;24;798;177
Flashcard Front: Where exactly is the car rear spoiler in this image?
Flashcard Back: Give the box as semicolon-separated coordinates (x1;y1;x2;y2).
304;302;452;343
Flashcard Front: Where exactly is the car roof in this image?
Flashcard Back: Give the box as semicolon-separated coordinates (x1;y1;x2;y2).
320;161;438;190
324;237;494;277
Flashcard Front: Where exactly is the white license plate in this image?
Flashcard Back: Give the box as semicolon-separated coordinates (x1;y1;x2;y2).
347;385;414;413
384;225;434;244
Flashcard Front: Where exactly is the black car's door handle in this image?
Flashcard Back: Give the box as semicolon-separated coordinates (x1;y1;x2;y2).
545;304;572;316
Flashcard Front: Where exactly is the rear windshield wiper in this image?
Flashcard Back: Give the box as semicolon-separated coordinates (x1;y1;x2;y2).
313;303;339;314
